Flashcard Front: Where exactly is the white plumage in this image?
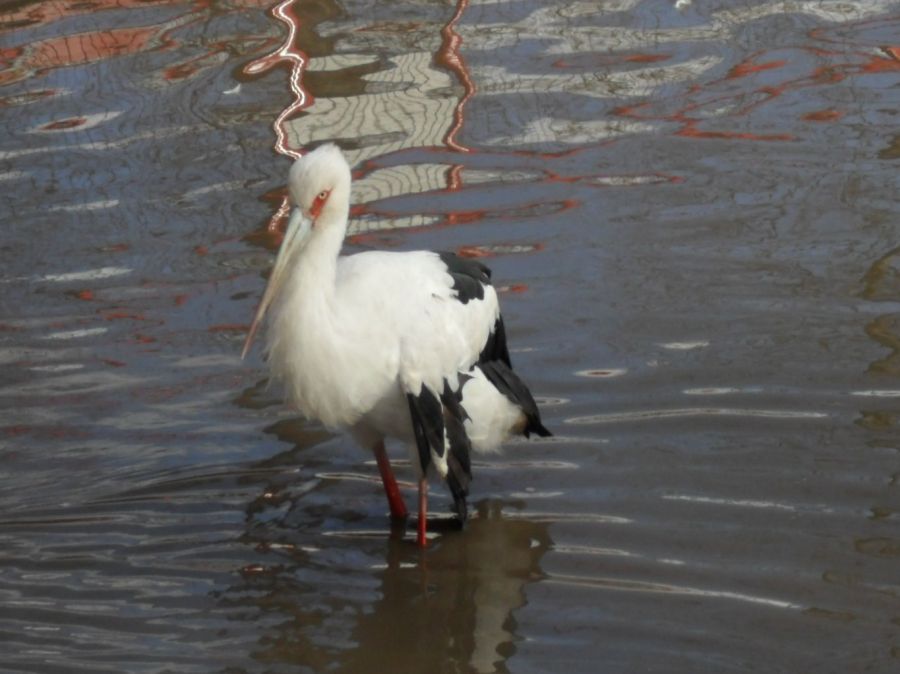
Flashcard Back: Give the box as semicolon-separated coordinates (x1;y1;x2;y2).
243;144;550;546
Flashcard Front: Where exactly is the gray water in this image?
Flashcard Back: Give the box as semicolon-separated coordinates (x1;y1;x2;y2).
2;0;900;672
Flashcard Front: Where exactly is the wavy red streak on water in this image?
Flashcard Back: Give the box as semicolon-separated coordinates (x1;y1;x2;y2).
677;125;793;142
447;164;464;191
808;15;900;46
264;196;292;237
243;0;311;234
244;0;309;162
860;52;900;73
0;1;214;87
0;0;166;32
803;109;844;122
0;26;156;86
437;0;474;155
610;42;900;142
625;53;671;64
40;116;86;130
726;59;787;79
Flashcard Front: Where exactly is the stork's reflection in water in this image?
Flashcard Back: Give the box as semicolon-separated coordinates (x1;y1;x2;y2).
229;487;551;674
338;501;550;674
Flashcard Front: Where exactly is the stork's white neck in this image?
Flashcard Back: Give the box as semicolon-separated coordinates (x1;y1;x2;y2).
266;210;354;423
291;214;347;299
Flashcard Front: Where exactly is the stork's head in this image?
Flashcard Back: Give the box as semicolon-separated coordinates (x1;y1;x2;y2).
241;144;352;359
287;143;351;227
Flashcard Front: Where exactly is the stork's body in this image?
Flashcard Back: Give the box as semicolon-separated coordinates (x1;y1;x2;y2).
243;144;550;546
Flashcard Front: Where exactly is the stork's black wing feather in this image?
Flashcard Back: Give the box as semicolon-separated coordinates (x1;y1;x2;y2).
407;386;443;473
438;252;491;304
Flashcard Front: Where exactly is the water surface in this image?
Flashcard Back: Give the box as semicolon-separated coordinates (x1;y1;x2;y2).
2;0;900;672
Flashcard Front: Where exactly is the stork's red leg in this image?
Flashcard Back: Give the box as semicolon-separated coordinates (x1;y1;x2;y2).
417;477;428;547
373;441;408;519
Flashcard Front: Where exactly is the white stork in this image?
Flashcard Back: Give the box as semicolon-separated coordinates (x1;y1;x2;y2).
242;144;551;547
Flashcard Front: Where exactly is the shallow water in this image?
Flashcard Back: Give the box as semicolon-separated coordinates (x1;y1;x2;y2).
2;0;900;671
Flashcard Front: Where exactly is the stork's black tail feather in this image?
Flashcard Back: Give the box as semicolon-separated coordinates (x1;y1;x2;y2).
476;360;552;438
406;386;443;477
407;255;549;524
440;381;472;523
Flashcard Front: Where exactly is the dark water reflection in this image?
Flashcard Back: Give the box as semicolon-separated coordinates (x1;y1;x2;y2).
230;497;549;674
3;0;900;672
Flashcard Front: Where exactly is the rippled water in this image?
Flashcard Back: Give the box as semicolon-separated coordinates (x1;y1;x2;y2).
2;0;900;671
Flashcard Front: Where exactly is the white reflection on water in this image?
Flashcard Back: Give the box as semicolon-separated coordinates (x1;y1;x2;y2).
39;266;132;283
662;493;801;512
566;407;829;424
46;199;120;212
546;572;802;610
658;340;710;350
39;327;109;341
850;390;900;398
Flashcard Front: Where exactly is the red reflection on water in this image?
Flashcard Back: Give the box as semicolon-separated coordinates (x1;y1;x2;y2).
0;1;222;87
164;62;200;81
726;59;787;79
554;52;671;68
63;289;90;302
613;67;800;142
861;49;900;73
803;109;843;122
457;243;543;259
437;0;473;153
446;164;464;191
40;117;86;130
677;124;793;142
609;28;900;143
457;245;493;258
0;26;158;86
625;53;670;64
0;0;172;32
446;209;487;226
0;0;283;88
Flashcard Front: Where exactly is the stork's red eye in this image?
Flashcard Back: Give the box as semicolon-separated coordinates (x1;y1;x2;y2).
310;190;330;219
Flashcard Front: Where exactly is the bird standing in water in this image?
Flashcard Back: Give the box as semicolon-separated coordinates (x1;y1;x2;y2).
242;144;550;547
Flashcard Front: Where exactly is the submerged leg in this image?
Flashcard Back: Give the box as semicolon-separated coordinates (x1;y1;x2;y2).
417;477;428;548
373;440;408;520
